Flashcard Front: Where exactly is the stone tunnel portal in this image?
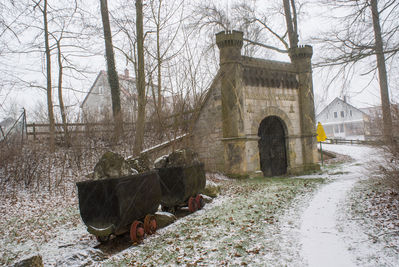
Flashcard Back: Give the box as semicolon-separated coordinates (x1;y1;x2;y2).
258;116;288;177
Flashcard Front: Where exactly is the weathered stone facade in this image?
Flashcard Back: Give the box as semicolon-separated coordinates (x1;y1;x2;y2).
191;30;319;176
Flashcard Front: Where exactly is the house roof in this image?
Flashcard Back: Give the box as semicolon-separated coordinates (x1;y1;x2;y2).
316;97;367;118
80;70;136;108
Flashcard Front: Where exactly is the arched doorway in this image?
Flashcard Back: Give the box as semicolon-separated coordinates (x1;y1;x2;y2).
258;116;287;176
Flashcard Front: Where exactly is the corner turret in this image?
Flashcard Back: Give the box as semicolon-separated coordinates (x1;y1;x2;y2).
216;31;243;65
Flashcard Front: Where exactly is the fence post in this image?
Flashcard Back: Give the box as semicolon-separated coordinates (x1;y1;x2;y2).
33;123;36;140
21;108;27;144
0;125;5;141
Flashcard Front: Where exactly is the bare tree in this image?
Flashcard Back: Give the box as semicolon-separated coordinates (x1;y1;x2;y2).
192;0;304;57
133;0;146;155
314;0;399;143
147;0;185;121
371;0;393;143
283;0;299;48
1;0;99;149
100;0;123;140
33;0;56;152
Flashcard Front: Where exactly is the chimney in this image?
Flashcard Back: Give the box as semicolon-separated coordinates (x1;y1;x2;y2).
124;68;129;78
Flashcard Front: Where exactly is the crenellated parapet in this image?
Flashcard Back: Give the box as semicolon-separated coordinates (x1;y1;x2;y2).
243;67;298;88
216;30;243;49
289;45;313;61
216;31;243;65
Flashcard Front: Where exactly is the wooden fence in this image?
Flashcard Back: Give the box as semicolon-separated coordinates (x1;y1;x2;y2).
26;122;135;140
325;138;382;145
25;110;198;141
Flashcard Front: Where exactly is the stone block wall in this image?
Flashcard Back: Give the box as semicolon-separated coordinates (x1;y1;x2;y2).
241;57;306;174
191;73;224;172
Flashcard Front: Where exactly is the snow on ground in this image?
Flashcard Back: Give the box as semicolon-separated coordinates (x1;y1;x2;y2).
299;143;398;267
2;143;398;266
104;177;324;266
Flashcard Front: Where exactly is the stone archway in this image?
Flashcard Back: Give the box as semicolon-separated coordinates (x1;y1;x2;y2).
258;116;287;176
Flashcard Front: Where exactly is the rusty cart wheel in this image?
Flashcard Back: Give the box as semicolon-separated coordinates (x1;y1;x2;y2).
144;214;157;235
188;196;198;213
195;194;205;210
130;220;145;243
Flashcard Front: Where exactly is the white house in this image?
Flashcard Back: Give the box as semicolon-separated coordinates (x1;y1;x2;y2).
81;69;138;122
81;69;181;124
316;97;370;140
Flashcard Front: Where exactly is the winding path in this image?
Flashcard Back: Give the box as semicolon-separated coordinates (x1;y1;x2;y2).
300;144;379;266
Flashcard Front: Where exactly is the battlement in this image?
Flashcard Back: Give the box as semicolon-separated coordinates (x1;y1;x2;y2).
289;45;313;60
216;30;243;49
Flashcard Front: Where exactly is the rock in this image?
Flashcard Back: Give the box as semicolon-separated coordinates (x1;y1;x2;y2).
201;180;221;198
126;154;151;173
158;148;200;168
56;247;107;266
154;149;201;169
155;211;177;228
14;255;43;267
167;148;200;167
154;155;168;169
93;151;132;180
201;194;213;204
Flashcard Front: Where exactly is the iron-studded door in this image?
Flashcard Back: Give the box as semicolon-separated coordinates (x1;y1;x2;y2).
258;116;287;176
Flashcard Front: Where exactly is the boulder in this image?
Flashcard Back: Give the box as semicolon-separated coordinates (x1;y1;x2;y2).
126;154;151;173
14;255;43;267
155;148;200;168
201;180;221;198
93;151;132;180
167;148;200;167
155;211;177;228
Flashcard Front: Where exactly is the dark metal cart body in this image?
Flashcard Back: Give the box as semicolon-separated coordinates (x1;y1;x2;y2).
157;163;206;210
76;171;161;238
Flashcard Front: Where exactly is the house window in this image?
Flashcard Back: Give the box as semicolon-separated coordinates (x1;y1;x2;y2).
340;124;344;132
334;125;339;133
340;111;344;118
98;86;103;95
350;110;352;117
334;112;337;118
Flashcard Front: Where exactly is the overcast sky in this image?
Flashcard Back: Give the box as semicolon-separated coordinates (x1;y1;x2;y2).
0;0;397;121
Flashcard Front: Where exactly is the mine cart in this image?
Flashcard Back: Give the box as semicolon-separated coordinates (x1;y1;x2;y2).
76;171;161;243
157;163;206;213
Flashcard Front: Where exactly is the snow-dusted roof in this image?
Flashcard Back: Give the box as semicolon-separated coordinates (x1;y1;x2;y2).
317;97;367;118
80;70;136;108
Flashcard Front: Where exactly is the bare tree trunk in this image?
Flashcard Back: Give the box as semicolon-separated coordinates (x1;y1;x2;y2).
56;40;70;146
100;0;123;140
290;0;298;37
370;0;393;144
283;0;298;49
43;0;55;152
155;1;165;135
156;3;162;116
133;0;146;155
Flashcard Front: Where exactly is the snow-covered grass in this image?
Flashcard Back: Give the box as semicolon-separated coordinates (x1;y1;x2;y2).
0;190;82;265
3;142;398;266
105;177;325;266
313;143;399;266
338;178;399;266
